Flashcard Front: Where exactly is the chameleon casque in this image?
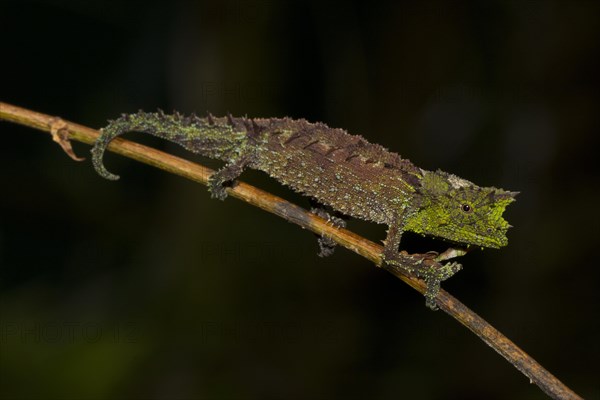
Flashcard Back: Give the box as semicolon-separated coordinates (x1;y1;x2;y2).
91;111;516;308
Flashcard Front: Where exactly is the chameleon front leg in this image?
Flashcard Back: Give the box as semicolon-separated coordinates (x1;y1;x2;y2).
382;214;463;309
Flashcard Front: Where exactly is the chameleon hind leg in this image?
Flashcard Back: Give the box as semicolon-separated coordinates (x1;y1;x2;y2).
382;214;463;309
309;202;347;257
208;154;255;200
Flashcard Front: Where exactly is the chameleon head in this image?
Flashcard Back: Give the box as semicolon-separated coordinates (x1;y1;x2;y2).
404;170;517;248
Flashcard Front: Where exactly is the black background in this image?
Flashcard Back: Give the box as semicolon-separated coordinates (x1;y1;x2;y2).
1;1;598;399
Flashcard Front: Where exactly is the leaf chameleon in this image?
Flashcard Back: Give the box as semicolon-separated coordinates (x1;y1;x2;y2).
91;111;517;308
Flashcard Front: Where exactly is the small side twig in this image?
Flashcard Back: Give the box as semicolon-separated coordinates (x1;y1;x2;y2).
0;101;582;400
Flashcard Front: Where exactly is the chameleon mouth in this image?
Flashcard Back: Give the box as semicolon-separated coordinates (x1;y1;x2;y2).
443;224;511;249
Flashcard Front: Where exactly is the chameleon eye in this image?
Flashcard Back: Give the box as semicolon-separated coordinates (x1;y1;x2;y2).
461;204;473;213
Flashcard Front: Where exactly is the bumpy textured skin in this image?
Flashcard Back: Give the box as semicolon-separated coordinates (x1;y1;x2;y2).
91;111;517;306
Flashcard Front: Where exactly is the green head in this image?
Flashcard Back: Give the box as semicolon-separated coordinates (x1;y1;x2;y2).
404;170;517;248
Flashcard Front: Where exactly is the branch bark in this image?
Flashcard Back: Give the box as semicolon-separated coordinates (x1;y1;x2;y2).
0;101;583;400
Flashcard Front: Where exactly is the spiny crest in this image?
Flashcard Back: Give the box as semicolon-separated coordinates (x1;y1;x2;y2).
226;113;236;128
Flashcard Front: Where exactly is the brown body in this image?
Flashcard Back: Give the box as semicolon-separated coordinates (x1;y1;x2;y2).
249;118;423;225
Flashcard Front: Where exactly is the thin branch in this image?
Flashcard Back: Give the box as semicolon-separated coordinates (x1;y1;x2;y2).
0;101;582;400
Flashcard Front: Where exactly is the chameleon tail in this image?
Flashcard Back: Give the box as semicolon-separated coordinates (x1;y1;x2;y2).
91;110;247;180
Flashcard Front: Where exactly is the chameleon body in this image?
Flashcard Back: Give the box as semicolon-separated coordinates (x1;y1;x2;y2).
91;111;516;307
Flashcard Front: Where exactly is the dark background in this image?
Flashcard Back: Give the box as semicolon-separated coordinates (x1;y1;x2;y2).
1;1;598;399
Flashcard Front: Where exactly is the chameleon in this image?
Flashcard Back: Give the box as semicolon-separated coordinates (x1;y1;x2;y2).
91;111;517;308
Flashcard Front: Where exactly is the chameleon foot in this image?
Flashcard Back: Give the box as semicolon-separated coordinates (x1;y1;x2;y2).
310;205;347;257
208;173;231;200
383;252;462;310
208;159;250;200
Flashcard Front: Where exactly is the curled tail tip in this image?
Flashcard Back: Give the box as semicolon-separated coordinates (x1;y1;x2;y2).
101;170;121;181
94;162;121;181
90;146;120;181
